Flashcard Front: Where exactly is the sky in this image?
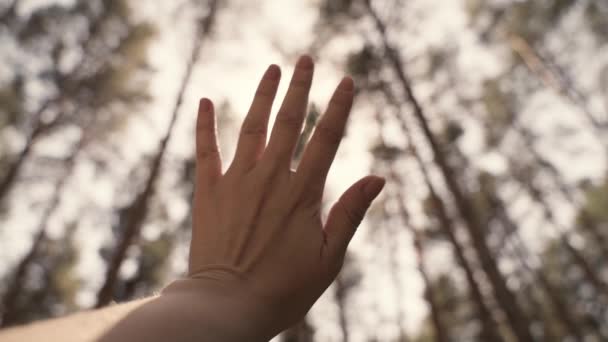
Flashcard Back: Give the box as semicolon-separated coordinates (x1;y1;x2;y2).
2;0;607;341
123;0;521;338
121;1;608;338
135;1;431;339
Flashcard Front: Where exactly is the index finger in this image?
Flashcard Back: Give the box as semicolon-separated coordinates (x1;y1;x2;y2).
294;76;354;193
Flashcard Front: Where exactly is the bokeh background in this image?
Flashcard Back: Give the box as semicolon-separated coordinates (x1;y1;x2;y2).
1;0;607;341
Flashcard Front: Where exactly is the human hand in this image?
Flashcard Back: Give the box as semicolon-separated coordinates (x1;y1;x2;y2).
164;55;385;340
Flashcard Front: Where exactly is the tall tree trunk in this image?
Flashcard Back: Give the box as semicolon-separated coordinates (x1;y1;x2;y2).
511;168;608;298
413;236;449;342
488;189;587;340
506;239;564;342
369;121;408;339
0;132;85;327
334;274;351;342
513;237;587;341
374;106;503;341
94;0;219;308
387;211;407;339
0;0;18;25
375;75;505;340
513;122;608;262
417;251;449;341
389;183;449;342
0;3;120;207
0;109;48;204
377;107;496;342
508;34;604;138
0;228;45;327
398;122;505;342
363;1;534;340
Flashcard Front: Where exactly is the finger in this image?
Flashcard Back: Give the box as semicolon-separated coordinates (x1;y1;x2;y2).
295;76;354;194
264;55;314;166
230;64;281;172
324;176;385;257
196;98;222;185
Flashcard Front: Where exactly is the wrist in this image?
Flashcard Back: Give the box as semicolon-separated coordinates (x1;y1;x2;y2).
161;277;281;341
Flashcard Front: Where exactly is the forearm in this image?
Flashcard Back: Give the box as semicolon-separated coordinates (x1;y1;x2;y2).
0;298;152;342
100;278;278;342
0;279;276;342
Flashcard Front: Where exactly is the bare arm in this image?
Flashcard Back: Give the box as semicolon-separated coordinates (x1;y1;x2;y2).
0;298;153;342
1;281;273;342
0;56;384;342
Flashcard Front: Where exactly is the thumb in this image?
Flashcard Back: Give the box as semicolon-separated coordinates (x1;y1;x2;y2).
325;175;385;256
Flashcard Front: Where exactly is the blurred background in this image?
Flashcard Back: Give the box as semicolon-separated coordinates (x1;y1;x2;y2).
0;0;607;341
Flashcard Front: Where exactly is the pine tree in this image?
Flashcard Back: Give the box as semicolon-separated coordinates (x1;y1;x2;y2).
362;1;535;340
95;0;220;307
0;0;156;326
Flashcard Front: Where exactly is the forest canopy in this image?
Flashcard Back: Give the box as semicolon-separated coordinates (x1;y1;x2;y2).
0;0;607;341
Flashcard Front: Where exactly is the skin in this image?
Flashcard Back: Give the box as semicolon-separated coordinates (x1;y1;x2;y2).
0;55;385;342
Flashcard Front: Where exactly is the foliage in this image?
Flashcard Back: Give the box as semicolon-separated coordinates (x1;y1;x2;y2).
1;0;608;340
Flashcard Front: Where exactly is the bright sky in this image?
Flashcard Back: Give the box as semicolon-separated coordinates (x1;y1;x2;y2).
2;0;607;341
136;1;428;339
123;0;499;339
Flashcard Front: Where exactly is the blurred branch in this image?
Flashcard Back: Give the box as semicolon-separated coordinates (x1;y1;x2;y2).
363;0;535;339
507;157;608;299
95;0;220;308
0;1;149;208
0;127;87;327
484;183;587;340
378;143;449;341
375;103;504;341
508;34;605;134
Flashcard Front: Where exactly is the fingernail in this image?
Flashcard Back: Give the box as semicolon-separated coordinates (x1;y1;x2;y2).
338;76;354;92
200;98;211;112
363;177;385;199
296;55;313;69
266;64;281;80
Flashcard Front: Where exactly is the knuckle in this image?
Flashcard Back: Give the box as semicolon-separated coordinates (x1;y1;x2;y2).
296;183;322;207
196;122;215;134
338;199;363;229
256;157;285;181
197;147;219;160
255;84;275;98
315;123;343;147
275;110;302;129
240;124;266;137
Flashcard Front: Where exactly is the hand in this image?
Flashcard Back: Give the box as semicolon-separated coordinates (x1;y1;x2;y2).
165;55;385;339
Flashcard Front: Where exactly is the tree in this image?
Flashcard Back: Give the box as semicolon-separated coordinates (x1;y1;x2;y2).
95;0;220;307
0;222;80;326
0;0;153;205
0;0;156;326
362;1;535;340
469;0;607;135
